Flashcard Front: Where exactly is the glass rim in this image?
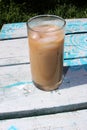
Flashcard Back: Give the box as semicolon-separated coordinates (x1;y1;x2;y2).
27;14;66;33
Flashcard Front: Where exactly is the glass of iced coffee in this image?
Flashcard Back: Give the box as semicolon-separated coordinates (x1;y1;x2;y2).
27;15;66;91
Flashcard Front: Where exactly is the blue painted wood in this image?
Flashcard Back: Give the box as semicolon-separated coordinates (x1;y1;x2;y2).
0;19;87;129
0;22;27;40
0;19;87;40
66;19;87;33
64;33;87;66
0;19;87;66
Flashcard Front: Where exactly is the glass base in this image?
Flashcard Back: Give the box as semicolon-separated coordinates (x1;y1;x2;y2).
33;79;62;91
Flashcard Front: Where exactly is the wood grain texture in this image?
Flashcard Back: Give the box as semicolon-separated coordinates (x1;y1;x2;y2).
0;19;87;124
0;22;27;40
0;64;87;115
0;39;29;66
0;19;87;66
0;37;87;66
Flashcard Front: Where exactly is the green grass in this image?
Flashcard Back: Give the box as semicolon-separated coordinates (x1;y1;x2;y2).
48;4;87;18
0;0;87;29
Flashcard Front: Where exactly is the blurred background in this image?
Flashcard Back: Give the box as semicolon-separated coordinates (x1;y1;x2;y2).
0;0;87;28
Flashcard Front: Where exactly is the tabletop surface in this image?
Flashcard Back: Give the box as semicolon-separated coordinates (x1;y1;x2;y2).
0;18;87;130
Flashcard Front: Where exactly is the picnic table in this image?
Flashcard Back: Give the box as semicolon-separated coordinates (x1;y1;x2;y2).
0;18;87;130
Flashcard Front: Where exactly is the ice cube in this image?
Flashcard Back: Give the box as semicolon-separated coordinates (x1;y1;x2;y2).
46;25;59;32
39;36;58;44
30;32;40;40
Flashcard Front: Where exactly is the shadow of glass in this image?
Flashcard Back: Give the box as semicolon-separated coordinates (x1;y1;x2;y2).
59;64;87;90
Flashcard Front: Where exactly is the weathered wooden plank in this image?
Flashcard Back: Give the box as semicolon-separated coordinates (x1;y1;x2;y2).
0;110;87;130
0;64;31;87
64;33;87;59
66;18;87;33
0;19;87;129
0;22;27;40
0;39;29;66
0;34;87;66
1;34;87;60
0;19;87;66
0;19;87;116
0;64;87;115
0;19;87;40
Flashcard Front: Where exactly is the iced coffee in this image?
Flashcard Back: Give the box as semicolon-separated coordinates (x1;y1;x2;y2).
27;15;66;91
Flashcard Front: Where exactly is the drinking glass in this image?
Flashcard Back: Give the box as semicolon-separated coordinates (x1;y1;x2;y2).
27;15;66;91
